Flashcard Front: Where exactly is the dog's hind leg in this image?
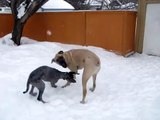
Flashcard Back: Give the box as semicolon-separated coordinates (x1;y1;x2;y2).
89;74;97;92
35;80;46;103
90;66;100;92
29;86;37;96
80;68;92;104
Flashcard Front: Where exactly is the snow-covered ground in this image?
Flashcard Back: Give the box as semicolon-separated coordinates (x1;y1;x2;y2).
0;36;160;120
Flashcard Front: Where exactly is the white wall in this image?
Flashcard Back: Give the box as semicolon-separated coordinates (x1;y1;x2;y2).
143;4;160;56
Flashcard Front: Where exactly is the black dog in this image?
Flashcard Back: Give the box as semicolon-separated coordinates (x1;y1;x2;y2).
23;66;77;103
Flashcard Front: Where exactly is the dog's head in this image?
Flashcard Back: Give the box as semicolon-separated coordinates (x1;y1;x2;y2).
63;72;79;83
51;51;67;68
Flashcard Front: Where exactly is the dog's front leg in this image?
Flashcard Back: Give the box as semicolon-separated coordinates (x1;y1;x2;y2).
51;81;57;88
61;81;71;88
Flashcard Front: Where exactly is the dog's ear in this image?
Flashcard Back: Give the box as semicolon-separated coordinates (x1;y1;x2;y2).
58;51;64;54
56;56;67;68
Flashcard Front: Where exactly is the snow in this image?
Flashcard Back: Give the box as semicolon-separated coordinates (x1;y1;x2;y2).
143;4;160;56
17;2;26;19
1;34;15;46
121;2;135;9
42;0;74;9
0;36;160;120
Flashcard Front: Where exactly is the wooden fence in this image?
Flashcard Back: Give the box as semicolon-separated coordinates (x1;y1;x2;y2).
0;11;137;56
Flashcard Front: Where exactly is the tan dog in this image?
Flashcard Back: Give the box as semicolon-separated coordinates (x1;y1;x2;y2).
51;49;101;103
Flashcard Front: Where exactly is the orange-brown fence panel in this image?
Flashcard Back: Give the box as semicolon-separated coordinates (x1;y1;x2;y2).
23;13;47;41
85;11;136;56
44;12;86;45
122;12;136;56
0;14;13;38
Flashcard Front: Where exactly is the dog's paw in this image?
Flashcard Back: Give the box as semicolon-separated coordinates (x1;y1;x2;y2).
29;92;37;96
61;85;66;88
80;100;86;104
37;98;47;103
61;84;70;88
51;85;57;88
89;88;95;92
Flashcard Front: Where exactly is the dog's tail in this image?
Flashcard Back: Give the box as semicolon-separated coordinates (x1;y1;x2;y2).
23;81;30;94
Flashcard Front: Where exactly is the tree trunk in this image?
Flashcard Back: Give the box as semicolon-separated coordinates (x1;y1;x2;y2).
11;19;25;45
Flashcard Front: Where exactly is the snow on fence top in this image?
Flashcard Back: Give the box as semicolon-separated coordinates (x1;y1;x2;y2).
41;0;74;10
